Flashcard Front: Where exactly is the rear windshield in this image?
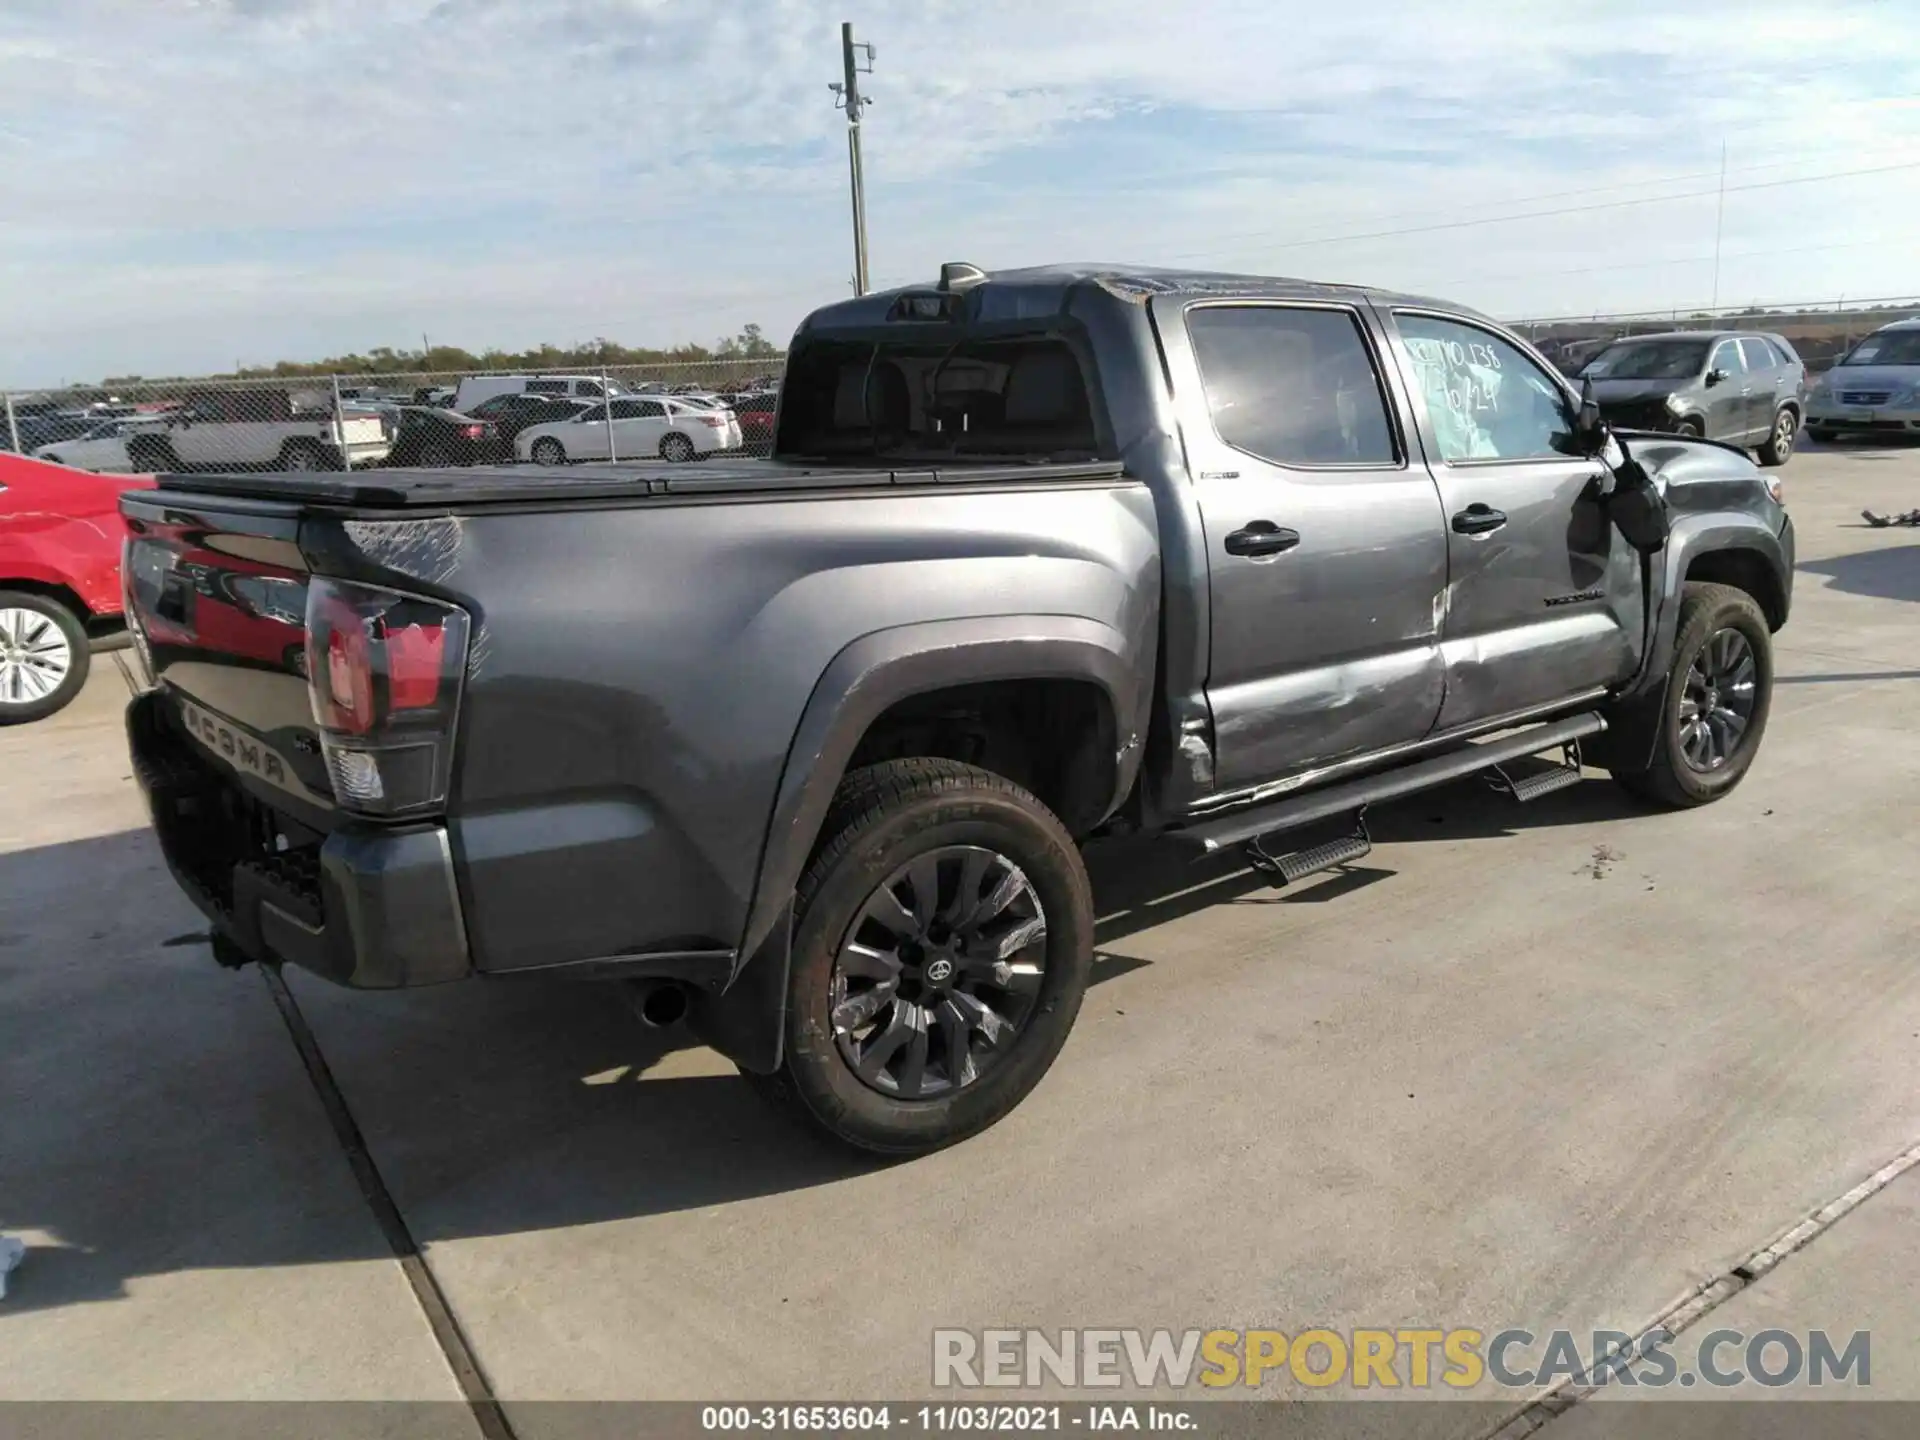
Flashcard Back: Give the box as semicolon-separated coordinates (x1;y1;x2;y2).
776;334;1103;461
1578;340;1710;381
1838;329;1920;366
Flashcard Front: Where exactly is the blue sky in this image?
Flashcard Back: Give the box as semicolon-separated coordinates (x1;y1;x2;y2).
2;0;1917;382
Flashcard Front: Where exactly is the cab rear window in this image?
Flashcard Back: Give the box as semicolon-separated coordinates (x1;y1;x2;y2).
777;336;1103;460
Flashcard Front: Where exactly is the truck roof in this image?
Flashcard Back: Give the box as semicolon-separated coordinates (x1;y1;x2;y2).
797;262;1495;332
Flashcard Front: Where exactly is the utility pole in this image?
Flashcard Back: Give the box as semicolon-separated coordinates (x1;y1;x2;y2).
1709;140;1728;311
830;22;875;295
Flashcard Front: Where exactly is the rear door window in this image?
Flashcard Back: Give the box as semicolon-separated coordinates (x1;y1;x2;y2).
1185;305;1399;467
1738;337;1778;373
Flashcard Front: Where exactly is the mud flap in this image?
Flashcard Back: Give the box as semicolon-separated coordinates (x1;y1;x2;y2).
1589;433;1674;773
686;898;792;1075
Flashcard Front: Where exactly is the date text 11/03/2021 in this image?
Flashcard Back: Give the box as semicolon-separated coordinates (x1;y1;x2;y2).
701;1406;1196;1432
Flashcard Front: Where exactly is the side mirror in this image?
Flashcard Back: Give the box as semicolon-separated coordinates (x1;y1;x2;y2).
1704;368;1727;387
1574;376;1606;454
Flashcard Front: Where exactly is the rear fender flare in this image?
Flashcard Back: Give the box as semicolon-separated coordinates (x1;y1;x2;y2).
738;613;1143;967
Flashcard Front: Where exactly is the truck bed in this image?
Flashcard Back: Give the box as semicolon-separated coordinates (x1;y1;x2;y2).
154;457;1129;510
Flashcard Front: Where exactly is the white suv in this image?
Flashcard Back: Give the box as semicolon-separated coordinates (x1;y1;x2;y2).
451;374;629;414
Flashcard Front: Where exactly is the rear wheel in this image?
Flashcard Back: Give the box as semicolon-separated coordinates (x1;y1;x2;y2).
1608;582;1773;807
1758;407;1796;467
660;432;696;463
280;439;331;472
529;437;567;466
741;759;1094;1155
1675;417;1705;439
0;592;90;725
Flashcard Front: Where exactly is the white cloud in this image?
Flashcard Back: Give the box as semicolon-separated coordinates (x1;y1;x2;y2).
2;0;1917;380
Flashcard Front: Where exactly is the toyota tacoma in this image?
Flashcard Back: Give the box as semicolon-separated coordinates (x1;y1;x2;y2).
121;264;1794;1154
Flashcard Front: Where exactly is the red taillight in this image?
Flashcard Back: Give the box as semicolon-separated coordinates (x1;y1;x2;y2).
385;622;446;709
304;576;469;815
460;423;486;440
697;414;723;428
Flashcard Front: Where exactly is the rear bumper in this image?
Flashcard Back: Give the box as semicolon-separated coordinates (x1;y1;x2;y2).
127;690;471;988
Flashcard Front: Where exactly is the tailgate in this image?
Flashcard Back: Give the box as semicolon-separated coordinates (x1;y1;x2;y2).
121;491;336;815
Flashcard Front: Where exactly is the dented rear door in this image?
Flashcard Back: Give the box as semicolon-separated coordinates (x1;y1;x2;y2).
1151;296;1450;794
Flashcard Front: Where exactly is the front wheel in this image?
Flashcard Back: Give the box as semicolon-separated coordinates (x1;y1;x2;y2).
0;591;91;725
742;759;1094;1155
1758;407;1797;467
1608;582;1773;807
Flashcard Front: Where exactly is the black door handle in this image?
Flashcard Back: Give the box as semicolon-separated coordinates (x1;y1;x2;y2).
1224;522;1301;557
1451;504;1508;537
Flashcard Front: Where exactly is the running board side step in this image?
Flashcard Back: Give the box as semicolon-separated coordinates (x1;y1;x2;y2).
1245;809;1374;886
1487;738;1587;803
1178;711;1607;858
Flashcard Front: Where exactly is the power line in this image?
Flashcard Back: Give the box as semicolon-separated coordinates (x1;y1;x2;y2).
1426;234;1905;292
1150;159;1920;268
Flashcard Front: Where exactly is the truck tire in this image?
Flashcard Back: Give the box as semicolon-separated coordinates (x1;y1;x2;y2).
0;591;91;725
1757;407;1797;467
280;439;333;472
1608;582;1773;808
742;758;1094;1155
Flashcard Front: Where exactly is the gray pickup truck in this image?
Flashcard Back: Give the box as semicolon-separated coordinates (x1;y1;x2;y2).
121;263;1794;1154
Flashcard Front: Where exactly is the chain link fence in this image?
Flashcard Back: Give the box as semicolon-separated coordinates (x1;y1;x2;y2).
2;357;787;475
1512;295;1920;378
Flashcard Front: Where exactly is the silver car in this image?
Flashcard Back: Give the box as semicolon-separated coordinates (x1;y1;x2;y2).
1805;318;1920;442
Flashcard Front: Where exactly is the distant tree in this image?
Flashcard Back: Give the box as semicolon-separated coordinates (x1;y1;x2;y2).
211;325;788;381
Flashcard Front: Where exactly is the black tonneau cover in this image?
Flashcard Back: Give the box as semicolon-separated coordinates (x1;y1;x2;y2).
154;457;1128;509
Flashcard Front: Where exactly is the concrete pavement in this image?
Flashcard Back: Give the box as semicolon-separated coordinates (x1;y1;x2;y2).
2;441;1916;1435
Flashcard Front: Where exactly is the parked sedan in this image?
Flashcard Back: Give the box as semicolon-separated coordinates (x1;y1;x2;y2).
463;392;593;442
32;415;167;472
733;390;779;452
1576;330;1806;465
383;407;508;467
514;396;743;464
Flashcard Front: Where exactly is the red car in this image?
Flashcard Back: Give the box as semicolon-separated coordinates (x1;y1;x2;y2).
0;453;154;723
733;390;779;453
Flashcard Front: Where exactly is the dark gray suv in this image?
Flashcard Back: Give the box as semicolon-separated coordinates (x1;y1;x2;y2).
1577;331;1807;466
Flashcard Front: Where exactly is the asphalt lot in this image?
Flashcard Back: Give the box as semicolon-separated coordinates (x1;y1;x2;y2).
3;438;1917;1435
